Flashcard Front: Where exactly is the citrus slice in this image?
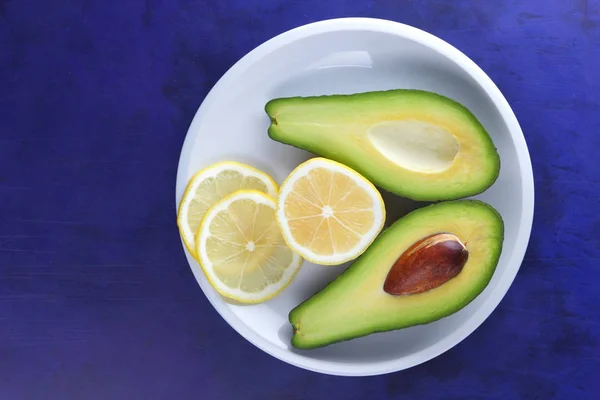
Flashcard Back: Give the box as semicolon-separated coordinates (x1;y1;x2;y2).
196;190;303;303
177;162;278;259
276;158;386;265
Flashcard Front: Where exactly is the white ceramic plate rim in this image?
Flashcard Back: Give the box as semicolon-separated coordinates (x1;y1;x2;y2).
175;17;535;376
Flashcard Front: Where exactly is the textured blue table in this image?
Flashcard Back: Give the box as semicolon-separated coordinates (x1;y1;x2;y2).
1;1;599;399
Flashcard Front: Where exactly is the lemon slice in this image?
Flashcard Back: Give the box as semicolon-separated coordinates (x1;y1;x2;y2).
276;158;386;265
177;162;278;259
196;190;303;303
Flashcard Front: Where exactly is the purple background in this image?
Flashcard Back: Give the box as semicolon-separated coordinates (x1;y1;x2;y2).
1;1;599;399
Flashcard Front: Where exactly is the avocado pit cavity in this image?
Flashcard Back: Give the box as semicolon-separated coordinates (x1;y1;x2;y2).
368;120;459;174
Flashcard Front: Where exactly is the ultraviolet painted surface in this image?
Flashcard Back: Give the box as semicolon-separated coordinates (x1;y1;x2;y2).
0;0;598;399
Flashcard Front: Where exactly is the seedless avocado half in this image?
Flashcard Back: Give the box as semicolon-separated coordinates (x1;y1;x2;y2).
266;89;501;201
289;200;504;350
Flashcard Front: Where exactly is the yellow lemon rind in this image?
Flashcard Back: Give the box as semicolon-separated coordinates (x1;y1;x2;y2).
196;189;302;304
276;157;386;266
176;161;279;260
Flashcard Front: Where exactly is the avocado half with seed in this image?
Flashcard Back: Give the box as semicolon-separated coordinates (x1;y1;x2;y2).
266;89;500;201
289;200;504;350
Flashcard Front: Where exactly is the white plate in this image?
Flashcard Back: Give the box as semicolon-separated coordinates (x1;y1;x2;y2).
175;18;534;376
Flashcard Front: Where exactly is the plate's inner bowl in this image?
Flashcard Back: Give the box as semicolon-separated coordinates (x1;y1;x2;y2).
178;29;523;367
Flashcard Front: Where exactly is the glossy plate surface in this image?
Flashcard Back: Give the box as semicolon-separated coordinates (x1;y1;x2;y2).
175;18;534;376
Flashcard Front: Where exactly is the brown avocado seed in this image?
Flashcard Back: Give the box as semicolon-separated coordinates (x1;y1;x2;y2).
384;233;468;295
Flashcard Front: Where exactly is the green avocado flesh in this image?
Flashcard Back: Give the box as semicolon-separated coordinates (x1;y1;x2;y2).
266;89;500;201
289;200;504;349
